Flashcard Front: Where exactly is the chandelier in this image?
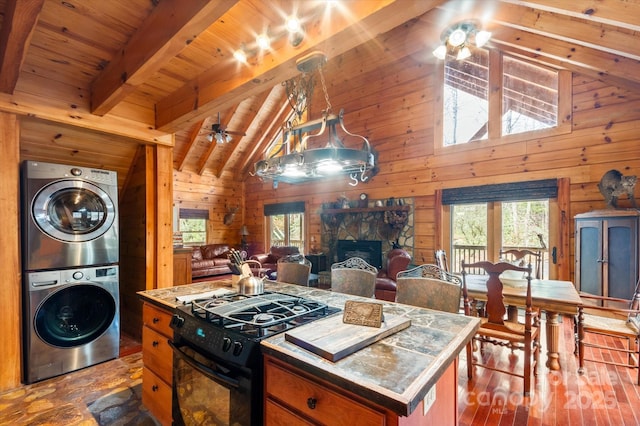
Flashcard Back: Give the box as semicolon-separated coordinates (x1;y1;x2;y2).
432;21;491;61
252;51;375;186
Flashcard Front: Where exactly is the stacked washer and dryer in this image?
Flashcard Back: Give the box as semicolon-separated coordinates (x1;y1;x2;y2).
21;161;120;384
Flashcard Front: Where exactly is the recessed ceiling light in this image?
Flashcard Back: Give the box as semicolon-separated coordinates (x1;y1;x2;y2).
256;34;270;50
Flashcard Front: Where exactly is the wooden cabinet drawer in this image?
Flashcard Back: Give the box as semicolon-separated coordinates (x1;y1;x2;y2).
143;302;173;336
265;398;314;426
142;325;173;384
142;366;172;426
265;357;385;425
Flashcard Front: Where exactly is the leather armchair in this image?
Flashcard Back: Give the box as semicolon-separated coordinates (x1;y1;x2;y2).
374;249;412;301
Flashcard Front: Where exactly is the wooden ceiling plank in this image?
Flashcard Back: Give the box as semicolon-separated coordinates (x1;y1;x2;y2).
499;0;640;30
490;25;640;90
90;0;238;116
240;96;292;178
493;2;640;61
0;0;45;94
214;92;270;178
176;118;206;172
155;0;447;132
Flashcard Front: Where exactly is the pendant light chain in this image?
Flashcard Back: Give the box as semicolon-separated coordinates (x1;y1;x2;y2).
318;66;332;115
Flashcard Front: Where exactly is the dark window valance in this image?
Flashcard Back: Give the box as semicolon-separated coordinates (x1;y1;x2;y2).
441;179;558;205
264;201;305;216
179;208;209;220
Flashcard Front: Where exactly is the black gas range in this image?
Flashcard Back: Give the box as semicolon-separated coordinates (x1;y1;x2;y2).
171;291;340;368
169;291;340;425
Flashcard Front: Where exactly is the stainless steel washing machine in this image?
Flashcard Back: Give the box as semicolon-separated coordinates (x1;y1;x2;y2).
23;265;120;384
22;160;119;271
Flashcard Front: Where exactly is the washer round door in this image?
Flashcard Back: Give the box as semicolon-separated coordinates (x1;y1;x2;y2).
34;284;117;348
31;179;116;243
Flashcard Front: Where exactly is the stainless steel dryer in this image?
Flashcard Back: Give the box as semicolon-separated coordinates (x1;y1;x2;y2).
22;160;119;271
23;265;120;384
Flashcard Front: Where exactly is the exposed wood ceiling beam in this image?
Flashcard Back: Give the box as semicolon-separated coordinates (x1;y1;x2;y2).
240;98;292;179
215;90;270;178
0;0;44;94
499;0;640;31
196;105;238;175
493;2;640;61
90;0;238;116
176;118;207;172
154;0;447;132
489;25;640;92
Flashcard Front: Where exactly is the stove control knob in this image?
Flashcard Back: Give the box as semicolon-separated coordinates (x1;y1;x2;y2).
222;337;232;352
170;315;185;328
233;341;243;356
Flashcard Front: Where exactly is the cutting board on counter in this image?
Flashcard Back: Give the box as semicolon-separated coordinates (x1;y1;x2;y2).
284;314;411;362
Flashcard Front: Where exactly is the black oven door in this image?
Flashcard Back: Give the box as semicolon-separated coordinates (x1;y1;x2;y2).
170;340;254;426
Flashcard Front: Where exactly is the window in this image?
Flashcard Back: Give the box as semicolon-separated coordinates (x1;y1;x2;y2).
264;202;305;251
443;48;489;145
450;200;549;277
179;209;208;246
442;180;557;277
438;49;569;148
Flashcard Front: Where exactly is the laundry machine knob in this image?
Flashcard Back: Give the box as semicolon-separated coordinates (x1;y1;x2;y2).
72;271;84;280
70;167;82;176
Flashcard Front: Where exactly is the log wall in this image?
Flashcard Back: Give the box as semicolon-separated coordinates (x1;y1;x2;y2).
243;47;640;283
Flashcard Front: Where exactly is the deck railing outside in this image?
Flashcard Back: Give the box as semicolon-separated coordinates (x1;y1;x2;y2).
451;245;548;278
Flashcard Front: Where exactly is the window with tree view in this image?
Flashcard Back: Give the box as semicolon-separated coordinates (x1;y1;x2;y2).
451;200;549;278
180;218;206;246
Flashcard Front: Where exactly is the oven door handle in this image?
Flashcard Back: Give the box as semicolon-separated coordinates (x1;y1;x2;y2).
169;341;240;389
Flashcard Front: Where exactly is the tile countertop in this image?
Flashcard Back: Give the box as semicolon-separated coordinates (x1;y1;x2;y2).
137;279;480;418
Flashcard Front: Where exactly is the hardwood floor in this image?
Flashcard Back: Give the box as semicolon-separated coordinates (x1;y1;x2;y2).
458;315;640;425
1;318;638;425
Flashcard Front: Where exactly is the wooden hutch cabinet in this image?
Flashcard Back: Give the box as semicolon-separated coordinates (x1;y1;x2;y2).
575;210;640;301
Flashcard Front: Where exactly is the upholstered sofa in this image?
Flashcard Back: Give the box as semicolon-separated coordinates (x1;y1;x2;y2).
191;244;237;279
249;246;300;277
374;249;412;301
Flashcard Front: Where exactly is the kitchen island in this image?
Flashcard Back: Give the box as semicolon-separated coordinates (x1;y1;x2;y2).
138;279;480;425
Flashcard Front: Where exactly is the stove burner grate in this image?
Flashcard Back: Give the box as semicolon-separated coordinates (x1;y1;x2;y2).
190;292;337;333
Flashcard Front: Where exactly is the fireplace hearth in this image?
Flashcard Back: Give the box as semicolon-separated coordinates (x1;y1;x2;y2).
336;240;382;269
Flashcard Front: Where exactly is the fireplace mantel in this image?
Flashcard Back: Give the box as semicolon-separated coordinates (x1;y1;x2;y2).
322;205;410;215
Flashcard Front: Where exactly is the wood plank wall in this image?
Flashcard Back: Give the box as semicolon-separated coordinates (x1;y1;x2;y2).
119;145;149;341
172;169;245;247
240;35;640;283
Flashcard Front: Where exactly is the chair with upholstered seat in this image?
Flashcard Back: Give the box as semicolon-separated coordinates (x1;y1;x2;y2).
461;260;540;396
276;254;312;286
396;264;462;313
331;257;378;298
576;278;640;385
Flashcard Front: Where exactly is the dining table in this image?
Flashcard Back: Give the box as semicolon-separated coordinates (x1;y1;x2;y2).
463;276;582;371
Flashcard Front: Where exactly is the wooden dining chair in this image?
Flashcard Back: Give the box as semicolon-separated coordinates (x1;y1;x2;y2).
276;254;312;286
499;248;543;279
396;264;462;313
576;278;640;385
461;260;540;396
330;257;378;298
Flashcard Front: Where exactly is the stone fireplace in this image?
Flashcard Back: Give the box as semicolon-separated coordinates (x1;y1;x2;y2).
336;240;383;269
320;198;414;265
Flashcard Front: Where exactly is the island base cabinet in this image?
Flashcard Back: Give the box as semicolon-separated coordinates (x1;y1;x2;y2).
142;367;172;426
264;355;458;425
142;302;174;425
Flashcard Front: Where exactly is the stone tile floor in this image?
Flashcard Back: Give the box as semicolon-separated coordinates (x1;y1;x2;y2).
0;338;157;426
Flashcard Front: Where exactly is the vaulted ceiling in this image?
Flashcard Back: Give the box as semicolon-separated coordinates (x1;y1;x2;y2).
1;0;639;182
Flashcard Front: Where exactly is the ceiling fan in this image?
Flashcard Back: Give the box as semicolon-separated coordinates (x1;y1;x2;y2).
207;112;245;144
